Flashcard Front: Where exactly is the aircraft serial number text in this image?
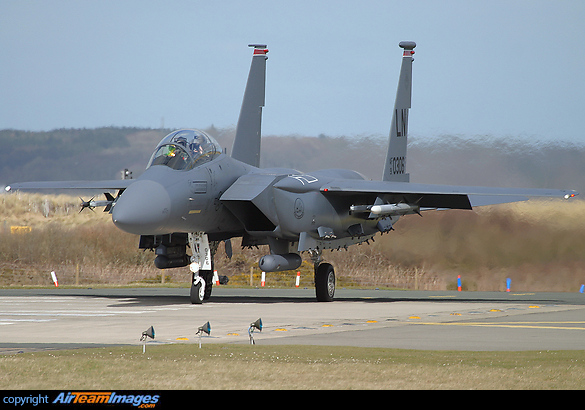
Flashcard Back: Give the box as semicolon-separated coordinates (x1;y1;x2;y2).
390;156;405;174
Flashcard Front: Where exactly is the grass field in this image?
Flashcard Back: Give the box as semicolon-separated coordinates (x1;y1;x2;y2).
1;344;584;390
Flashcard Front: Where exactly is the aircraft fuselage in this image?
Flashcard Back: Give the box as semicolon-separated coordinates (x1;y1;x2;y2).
112;153;392;251
112;154;250;238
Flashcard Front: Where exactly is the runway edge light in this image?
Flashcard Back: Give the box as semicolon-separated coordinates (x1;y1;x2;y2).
196;321;211;348
141;326;155;341
140;326;155;354
249;318;262;344
197;321;211;335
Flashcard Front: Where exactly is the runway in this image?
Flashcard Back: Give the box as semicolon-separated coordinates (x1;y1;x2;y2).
1;287;584;353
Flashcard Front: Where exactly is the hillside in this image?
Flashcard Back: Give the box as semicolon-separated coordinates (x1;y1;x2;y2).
1;127;583;195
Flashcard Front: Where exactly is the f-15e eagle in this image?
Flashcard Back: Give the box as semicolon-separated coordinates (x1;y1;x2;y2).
7;42;578;303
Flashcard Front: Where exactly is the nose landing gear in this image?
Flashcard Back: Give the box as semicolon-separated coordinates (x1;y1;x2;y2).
188;232;215;304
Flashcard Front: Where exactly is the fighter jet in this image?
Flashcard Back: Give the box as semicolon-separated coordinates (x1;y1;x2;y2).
6;42;578;303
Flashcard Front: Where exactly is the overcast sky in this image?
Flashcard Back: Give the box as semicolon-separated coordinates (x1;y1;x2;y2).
1;1;584;144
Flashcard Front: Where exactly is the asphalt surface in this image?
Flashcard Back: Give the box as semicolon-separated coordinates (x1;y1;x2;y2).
1;287;584;353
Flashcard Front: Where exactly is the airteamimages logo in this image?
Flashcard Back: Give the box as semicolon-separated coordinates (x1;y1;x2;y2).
52;392;159;407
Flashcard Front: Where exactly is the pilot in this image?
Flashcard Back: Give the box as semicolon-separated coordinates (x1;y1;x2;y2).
190;142;203;155
189;135;205;156
173;136;188;148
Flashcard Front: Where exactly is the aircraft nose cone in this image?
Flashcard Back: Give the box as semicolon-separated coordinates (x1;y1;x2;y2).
112;180;171;234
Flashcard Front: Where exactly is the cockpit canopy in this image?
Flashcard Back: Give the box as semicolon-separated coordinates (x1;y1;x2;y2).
147;129;222;171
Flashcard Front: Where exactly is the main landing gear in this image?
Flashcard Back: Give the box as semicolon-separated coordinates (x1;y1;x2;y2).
310;249;335;302
187;233;336;304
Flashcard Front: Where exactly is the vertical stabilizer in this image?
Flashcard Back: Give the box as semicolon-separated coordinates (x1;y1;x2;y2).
231;44;268;168
383;41;416;182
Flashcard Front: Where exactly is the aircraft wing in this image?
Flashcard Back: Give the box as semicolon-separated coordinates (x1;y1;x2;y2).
5;179;134;192
319;180;578;209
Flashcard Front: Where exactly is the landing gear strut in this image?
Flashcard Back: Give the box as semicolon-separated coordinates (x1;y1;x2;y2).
188;232;216;304
310;249;335;302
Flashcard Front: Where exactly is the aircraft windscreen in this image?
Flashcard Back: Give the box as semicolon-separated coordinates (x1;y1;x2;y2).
147;129;221;170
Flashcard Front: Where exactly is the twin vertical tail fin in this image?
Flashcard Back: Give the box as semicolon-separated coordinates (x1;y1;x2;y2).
232;42;413;175
382;41;416;182
231;44;268;168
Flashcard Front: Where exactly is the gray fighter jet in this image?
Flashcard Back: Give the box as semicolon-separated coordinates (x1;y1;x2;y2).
6;42;578;303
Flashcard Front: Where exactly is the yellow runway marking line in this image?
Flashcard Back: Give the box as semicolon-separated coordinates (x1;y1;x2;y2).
428;295;456;298
413;321;585;331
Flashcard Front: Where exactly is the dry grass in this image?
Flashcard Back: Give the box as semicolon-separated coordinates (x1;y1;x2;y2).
1;344;584;389
1;193;584;292
0;192;108;227
369;199;585;291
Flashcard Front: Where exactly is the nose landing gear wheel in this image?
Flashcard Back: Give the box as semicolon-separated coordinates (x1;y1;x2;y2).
315;262;335;302
190;276;205;304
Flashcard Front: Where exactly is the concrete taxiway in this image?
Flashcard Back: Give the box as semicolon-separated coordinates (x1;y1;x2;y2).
0;287;584;353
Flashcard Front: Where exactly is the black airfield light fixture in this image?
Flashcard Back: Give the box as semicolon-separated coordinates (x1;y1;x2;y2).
196;321;211;348
140;326;155;354
248;318;262;345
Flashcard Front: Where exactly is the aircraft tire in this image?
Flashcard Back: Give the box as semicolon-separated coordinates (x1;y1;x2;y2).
315;263;335;302
190;278;205;304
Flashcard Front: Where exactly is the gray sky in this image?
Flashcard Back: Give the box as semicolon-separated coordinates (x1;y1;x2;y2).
1;0;584;144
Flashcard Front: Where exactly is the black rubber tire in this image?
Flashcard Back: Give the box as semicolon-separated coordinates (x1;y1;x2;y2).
190;278;204;304
315;263;335;302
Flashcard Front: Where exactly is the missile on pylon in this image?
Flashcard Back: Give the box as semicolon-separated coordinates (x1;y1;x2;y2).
370;203;420;216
